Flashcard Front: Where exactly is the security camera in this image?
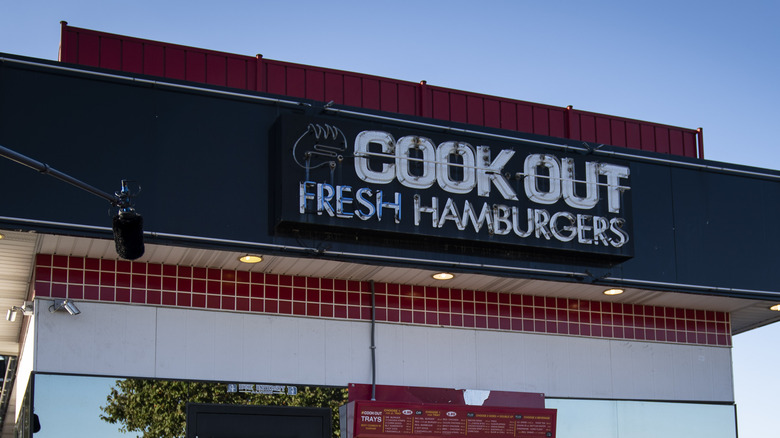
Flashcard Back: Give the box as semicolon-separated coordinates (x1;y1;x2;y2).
49;299;80;315
63;300;80;315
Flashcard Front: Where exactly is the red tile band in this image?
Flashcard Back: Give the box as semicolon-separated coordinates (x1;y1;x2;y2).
32;254;731;346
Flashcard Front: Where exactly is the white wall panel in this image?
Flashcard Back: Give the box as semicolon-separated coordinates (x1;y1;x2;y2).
610;341;654;398
513;332;547;393
35;299;157;376
212;312;245;380
267;316;304;383
564;337;615;398
540;335;572;396
13;318;36;424
322;318;371;385
373;323;404;385
239;312;274;382
647;342;677;398
374;323;479;389
424;326;471;388
296;318;328;383
448;329;478;388
154;307;187;378
183;309;217;379
400;325;433;385
474;331;503;389
709;347;734;399
33;301;734;402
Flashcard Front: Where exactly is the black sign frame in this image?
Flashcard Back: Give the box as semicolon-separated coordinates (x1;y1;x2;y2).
273;113;634;260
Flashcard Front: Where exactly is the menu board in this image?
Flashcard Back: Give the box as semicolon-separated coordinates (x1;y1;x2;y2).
352;401;556;438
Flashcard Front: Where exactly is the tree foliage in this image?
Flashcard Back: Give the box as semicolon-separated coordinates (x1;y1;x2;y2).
100;379;348;438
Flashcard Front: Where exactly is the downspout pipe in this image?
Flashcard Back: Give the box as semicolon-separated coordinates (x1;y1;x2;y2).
370;280;377;401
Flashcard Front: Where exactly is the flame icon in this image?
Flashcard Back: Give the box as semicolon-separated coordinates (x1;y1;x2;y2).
292;123;348;170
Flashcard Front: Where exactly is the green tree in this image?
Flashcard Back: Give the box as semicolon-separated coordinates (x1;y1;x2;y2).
100;379;348;438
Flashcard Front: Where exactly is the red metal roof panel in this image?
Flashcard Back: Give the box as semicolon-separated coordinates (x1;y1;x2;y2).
58;22;702;158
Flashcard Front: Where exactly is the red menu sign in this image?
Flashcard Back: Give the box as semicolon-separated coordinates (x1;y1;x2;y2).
350;401;556;438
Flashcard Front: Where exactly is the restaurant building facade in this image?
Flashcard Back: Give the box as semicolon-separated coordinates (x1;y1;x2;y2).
0;23;778;438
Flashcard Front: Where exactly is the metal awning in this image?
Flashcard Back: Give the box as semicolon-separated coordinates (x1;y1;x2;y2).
1;228;778;362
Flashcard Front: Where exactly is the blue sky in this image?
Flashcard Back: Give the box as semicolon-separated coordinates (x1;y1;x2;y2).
2;1;779;436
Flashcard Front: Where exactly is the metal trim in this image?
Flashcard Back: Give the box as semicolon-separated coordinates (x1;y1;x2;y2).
2;216;780;300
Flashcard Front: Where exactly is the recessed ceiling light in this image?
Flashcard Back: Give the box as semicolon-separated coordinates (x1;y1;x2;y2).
603;288;624;296
238;254;263;264
770;304;780;312
432;272;454;280
0;233;5;240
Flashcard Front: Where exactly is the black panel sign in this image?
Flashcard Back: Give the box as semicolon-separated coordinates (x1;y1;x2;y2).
274;113;633;257
186;404;331;438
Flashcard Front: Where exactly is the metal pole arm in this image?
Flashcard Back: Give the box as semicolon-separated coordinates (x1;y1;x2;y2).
0;144;119;206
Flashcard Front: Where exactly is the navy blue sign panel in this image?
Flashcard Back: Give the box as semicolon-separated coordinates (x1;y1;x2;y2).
4;55;780;296
274;114;633;258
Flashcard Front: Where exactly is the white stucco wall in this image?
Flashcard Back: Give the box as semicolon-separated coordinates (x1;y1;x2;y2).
32;300;734;402
4;315;36;438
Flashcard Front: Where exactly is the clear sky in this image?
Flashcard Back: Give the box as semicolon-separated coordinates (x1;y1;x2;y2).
2;1;778;436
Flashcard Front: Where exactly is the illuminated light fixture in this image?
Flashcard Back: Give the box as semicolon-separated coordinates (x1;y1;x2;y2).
770;304;780;312
0;233;4;240
432;272;454;281
49;299;80;315
603;288;625;296
238;254;263;264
